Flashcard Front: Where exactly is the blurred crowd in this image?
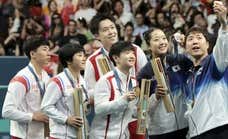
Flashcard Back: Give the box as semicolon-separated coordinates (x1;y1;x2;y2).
0;0;227;58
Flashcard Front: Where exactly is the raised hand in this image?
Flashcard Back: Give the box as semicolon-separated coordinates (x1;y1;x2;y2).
213;1;227;26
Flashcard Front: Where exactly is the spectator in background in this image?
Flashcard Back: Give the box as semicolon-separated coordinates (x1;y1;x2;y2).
191;11;208;30
133;11;149;39
185;7;198;26
112;0;135;27
74;0;97;24
155;11;168;29
145;8;157;27
21;17;44;40
3;9;23;56
155;11;174;39
64;19;77;36
183;7;198;34
112;0;135;39
123;21;142;47
169;2;181;13
61;0;77;25
49;13;64;47
76;17;94;41
63;19;87;47
168;2;185;31
43;0;59;30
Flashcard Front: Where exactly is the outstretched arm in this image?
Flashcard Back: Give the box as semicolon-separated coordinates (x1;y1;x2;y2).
213;1;228;72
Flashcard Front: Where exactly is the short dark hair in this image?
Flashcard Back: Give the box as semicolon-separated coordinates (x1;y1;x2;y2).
89;13;115;35
185;27;210;45
109;41;135;66
124;21;134;30
58;43;84;68
23;37;49;59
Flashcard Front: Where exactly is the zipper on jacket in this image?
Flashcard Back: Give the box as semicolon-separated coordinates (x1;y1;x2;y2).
190;114;198;135
165;72;179;130
65;106;69;139
119;108;127;139
65;108;69;139
62;94;69;139
190;70;198;135
191;74;196;108
169;93;179;130
191;65;201;108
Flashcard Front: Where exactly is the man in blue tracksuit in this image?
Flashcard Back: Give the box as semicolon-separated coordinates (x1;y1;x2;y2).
184;1;228;139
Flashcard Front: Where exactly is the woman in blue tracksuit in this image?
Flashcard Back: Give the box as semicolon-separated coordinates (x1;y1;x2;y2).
137;28;192;139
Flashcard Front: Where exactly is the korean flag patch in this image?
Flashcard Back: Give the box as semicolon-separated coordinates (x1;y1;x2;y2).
172;65;181;72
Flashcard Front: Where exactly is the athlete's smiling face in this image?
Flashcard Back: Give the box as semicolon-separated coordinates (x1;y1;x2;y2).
97;19;118;49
